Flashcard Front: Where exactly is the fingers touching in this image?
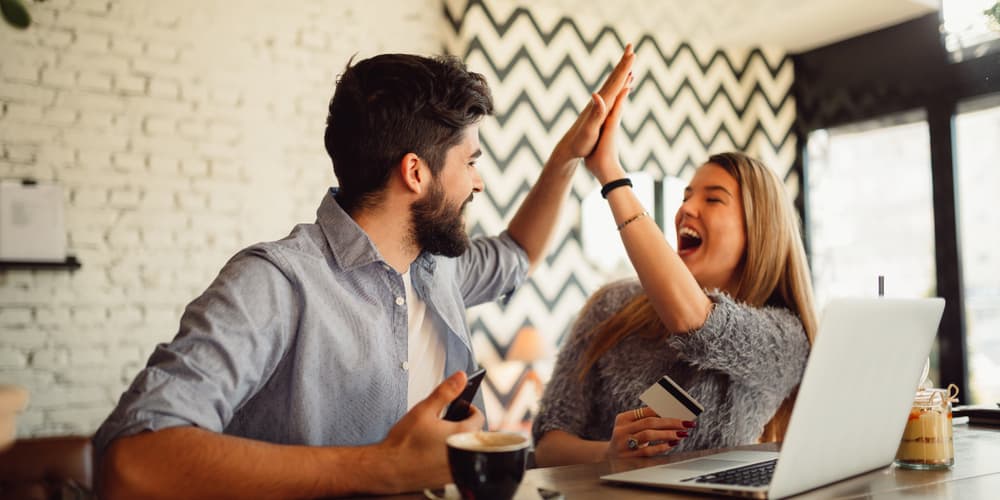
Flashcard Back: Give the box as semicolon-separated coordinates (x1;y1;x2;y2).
590;93;607;122
608;78;631;125
598;43;635;100
592;43;635;128
556;44;634;161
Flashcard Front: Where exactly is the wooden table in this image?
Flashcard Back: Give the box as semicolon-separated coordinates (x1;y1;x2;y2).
382;425;1000;499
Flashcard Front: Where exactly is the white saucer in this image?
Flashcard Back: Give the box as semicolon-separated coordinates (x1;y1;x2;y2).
423;484;460;500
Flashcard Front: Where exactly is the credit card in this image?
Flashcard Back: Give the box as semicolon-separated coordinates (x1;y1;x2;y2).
639;374;704;421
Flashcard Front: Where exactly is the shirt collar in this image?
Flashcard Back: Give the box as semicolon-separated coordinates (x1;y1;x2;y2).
318;188;437;275
317;188;383;271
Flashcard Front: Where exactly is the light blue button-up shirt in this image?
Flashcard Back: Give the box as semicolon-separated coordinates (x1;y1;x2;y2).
94;189;528;458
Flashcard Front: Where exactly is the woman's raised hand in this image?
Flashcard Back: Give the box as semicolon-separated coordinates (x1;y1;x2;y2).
605;407;693;459
551;44;635;163
584;61;632;185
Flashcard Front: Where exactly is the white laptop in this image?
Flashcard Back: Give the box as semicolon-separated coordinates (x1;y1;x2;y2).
602;297;945;499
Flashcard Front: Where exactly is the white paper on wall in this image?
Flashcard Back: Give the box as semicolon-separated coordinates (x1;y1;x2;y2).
0;180;67;263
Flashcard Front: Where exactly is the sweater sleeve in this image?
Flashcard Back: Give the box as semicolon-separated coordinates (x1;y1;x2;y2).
531;280;640;444
666;292;810;396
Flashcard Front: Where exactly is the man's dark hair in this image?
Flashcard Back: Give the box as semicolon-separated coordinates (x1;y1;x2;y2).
324;54;494;213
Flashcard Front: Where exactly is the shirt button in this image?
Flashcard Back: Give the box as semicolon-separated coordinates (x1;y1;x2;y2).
401;361;409;371
395;297;405;306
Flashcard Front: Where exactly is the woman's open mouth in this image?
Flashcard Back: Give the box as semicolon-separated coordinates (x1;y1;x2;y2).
677;226;702;255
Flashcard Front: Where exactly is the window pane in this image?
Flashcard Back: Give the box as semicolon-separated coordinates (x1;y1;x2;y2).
956;100;1000;404
806;118;937;308
941;0;1000;62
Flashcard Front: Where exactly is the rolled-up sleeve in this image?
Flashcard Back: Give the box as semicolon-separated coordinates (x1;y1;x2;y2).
455;231;529;306
666;292;809;395
93;250;298;459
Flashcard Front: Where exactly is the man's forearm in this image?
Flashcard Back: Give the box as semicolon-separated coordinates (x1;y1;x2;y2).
506;151;578;270
99;426;390;499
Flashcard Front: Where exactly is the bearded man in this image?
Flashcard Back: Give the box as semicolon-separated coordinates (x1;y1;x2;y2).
94;48;634;499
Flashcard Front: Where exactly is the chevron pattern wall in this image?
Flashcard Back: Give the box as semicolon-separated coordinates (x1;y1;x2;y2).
443;0;798;432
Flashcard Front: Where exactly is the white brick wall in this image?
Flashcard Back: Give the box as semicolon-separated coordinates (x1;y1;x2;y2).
0;0;445;437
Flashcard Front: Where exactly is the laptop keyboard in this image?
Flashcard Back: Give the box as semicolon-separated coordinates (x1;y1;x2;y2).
681;458;777;487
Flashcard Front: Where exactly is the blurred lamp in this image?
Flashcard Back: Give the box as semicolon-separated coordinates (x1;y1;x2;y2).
506;326;548;363
505;327;549;429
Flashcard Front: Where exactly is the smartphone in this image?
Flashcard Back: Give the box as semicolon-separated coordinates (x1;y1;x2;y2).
442;368;486;421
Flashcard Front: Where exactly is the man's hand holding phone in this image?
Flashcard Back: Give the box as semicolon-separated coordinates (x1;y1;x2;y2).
376;370;486;493
443;368;486;421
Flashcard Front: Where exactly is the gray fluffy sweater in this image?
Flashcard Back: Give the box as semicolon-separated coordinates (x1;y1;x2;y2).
532;279;809;454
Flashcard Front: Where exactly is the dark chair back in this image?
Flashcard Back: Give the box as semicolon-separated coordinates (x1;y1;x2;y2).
0;435;94;499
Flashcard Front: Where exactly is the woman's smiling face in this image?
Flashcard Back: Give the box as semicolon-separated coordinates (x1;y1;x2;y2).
674;163;747;293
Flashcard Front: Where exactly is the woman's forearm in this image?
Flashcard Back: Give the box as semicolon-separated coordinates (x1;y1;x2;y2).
506;153;578;272
533;430;609;467
602;183;712;333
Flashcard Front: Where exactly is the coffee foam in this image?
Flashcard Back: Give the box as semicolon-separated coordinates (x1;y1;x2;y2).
447;431;529;452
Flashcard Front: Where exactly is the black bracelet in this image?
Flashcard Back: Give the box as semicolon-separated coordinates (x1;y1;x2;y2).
600;178;632;199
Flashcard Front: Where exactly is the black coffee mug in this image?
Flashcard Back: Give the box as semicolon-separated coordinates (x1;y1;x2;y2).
446;431;529;500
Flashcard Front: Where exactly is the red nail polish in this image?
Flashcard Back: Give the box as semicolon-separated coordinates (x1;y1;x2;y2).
683;421;697;428
677;431;689;438
668;439;680;446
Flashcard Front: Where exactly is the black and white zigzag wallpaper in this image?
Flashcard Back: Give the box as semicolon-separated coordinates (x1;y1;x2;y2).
442;0;798;430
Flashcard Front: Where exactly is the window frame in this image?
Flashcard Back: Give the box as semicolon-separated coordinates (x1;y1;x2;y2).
792;13;1000;403
804;110;936;307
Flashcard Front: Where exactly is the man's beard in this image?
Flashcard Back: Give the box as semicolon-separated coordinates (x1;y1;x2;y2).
410;181;472;257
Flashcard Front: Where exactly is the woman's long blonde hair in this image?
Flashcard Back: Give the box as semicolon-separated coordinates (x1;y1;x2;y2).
579;152;817;443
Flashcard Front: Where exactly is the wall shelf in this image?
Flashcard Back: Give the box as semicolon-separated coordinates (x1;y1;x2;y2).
0;256;81;271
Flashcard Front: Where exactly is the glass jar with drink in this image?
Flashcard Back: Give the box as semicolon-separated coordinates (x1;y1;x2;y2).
895;384;959;470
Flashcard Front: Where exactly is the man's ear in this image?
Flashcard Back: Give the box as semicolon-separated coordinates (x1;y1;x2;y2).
399;152;428;195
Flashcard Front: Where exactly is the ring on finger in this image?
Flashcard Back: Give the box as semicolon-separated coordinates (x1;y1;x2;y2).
633;407;644;420
627;436;639;450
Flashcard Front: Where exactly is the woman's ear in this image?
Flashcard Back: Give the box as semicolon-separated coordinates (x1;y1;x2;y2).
399;152;427;194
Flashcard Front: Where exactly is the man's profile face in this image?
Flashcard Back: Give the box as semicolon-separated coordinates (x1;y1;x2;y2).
411;125;484;257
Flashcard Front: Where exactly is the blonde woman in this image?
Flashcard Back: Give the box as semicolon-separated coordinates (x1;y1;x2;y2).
532;83;817;466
